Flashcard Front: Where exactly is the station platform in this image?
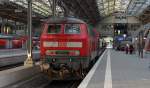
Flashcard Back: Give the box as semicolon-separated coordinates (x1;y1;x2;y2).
0;49;40;67
78;49;150;88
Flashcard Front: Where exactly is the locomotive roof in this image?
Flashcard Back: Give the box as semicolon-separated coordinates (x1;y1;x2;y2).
46;17;86;24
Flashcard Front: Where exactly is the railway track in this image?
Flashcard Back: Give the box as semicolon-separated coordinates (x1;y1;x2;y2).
0;63;23;71
44;80;81;88
0;60;40;71
0;50;40;68
4;74;81;88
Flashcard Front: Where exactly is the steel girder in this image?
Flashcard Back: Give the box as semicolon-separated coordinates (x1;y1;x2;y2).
139;6;150;24
0;1;44;23
60;0;101;24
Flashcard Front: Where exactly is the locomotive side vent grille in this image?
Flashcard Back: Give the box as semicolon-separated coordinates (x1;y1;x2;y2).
43;41;58;47
66;42;82;47
43;41;82;48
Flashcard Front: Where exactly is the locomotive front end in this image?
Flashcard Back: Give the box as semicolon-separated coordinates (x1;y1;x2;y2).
40;18;90;80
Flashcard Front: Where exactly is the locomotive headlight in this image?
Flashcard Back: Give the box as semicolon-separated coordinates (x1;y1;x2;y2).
43;41;58;47
45;50;56;55
67;42;82;48
69;50;80;56
75;51;80;55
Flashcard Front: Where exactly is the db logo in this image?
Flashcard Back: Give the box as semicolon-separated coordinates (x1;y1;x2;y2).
58;42;66;47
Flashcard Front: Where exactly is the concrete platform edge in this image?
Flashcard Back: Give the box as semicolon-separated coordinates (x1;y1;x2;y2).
78;50;107;88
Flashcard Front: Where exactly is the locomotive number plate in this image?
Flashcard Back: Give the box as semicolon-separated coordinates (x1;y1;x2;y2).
58;42;66;47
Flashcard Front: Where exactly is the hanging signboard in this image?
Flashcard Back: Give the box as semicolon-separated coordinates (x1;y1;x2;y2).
114;11;127;23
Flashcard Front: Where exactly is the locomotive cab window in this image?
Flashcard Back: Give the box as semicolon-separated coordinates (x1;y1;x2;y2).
47;24;61;34
65;24;80;34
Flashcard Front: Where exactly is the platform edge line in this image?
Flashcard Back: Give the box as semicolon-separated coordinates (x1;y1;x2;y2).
78;49;107;88
104;49;112;88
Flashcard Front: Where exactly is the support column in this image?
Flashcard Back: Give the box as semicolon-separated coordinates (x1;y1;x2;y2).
14;22;17;34
52;0;56;17
1;18;5;34
138;30;144;58
141;30;144;58
138;32;140;56
24;0;33;66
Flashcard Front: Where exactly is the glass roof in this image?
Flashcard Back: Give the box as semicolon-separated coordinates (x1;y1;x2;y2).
7;0;150;19
9;0;64;17
96;0;150;17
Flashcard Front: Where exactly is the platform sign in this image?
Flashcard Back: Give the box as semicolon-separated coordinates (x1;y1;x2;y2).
118;37;124;41
114;11;126;19
114;11;127;23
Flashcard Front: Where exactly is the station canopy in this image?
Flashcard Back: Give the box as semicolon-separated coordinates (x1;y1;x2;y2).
9;0;150;17
9;0;64;17
5;0;150;23
96;0;150;17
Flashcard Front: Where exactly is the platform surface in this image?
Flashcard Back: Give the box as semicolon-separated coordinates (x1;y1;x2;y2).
0;49;40;67
78;49;150;88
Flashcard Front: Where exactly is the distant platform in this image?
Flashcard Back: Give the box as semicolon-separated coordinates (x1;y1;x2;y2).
0;49;40;67
0;49;39;58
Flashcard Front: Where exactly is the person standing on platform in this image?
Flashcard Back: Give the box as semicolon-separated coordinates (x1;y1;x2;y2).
129;44;134;54
125;44;129;54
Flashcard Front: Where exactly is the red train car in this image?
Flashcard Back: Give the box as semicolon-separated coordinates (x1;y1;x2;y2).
12;36;26;48
0;39;7;48
0;35;27;49
40;17;99;79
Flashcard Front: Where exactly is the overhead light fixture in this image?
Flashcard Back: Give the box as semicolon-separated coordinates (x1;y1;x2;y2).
123;34;127;38
143;37;146;39
135;37;138;40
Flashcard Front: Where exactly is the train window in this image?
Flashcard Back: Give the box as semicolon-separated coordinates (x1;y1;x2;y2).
47;24;61;34
64;24;80;34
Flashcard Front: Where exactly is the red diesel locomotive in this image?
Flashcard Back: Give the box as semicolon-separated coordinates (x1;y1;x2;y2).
40;17;99;79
